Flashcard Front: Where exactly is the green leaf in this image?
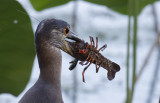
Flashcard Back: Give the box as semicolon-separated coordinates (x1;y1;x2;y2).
0;0;35;96
30;0;70;11
85;0;159;15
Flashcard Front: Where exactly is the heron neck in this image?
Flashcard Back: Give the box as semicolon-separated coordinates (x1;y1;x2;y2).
36;44;62;90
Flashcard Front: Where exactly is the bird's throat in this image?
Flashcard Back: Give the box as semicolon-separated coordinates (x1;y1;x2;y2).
36;44;62;88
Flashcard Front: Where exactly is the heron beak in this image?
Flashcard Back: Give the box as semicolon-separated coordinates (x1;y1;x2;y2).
64;31;83;56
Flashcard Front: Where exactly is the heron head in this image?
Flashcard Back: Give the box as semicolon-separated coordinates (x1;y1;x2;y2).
35;19;82;55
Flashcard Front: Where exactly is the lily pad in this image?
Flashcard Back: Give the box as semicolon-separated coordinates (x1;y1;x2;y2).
85;0;159;15
30;0;70;11
0;0;35;96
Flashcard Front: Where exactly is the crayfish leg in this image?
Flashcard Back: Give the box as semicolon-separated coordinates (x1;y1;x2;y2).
89;36;93;48
96;62;101;73
96;61;98;73
85;54;90;61
98;44;107;52
92;37;95;47
96;64;101;73
82;62;92;83
84;58;92;65
80;54;91;65
79;61;85;65
96;37;98;49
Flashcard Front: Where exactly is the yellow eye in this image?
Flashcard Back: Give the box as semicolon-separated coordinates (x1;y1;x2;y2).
64;27;70;35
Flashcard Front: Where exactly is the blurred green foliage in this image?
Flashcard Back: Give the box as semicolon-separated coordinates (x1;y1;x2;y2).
85;0;159;15
29;0;159;15
30;0;70;11
0;0;35;96
0;0;159;97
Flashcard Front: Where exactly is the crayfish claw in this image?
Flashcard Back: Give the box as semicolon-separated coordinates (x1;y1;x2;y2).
69;59;78;70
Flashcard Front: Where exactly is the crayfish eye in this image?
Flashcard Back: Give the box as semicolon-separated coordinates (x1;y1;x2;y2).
64;26;70;35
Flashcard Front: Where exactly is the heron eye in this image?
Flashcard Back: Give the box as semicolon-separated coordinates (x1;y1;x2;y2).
64;27;70;35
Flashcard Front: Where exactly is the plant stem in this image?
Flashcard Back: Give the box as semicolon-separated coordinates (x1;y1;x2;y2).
126;0;134;102
147;38;160;103
136;32;159;82
72;1;78;103
146;4;160;103
130;0;138;102
126;8;131;103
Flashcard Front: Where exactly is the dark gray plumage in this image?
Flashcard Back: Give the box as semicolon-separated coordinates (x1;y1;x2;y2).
19;19;79;103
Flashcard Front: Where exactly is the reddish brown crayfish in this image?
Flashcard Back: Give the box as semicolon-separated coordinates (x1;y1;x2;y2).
66;35;120;83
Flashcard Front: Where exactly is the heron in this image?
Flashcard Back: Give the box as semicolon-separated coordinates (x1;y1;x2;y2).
19;18;80;103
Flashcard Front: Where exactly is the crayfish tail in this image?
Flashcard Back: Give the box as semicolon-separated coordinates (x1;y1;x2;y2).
107;62;120;80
